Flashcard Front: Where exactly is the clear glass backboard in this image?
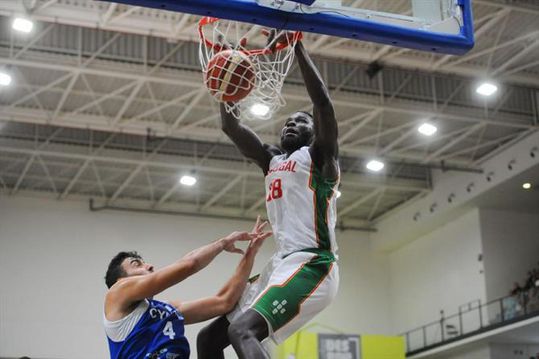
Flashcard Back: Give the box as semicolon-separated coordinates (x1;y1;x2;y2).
103;0;474;54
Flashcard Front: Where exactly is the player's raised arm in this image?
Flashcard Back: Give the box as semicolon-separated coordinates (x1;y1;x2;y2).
105;231;255;315
295;41;339;178
172;217;271;324
220;103;275;174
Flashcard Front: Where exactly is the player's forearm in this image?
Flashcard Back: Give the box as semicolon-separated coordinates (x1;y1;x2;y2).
182;238;226;272
111;242;226;303
295;41;331;106
219;103;271;171
220;103;245;146
217;248;257;309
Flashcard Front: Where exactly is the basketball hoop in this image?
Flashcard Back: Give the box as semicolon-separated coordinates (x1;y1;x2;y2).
198;17;302;120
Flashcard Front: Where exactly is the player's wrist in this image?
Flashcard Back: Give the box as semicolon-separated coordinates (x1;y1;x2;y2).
217;237;229;250
244;245;256;257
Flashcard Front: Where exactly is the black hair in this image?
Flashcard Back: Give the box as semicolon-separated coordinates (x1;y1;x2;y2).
105;251;142;288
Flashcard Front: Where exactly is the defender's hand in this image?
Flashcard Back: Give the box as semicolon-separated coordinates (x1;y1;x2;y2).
250;215;269;236
247;215;272;254
221;231;254;255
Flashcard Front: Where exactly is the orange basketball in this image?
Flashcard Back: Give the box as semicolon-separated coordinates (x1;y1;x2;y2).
205;50;256;103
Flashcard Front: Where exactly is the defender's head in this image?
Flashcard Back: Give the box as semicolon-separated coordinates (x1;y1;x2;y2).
105;251;154;288
280;111;314;153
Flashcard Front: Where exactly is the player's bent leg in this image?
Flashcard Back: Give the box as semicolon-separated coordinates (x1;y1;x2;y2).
197;315;231;359
275;259;338;343
252;250;339;343
228;309;270;359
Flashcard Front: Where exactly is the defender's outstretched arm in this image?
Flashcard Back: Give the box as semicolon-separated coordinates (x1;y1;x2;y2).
105;231;256;314
174;218;271;324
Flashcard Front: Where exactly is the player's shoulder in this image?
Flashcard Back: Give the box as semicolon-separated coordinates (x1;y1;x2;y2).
264;143;283;157
147;298;169;308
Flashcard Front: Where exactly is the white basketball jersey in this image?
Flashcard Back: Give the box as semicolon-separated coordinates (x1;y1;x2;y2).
265;146;339;255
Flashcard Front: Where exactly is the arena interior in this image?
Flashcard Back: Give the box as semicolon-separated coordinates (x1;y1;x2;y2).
0;0;538;358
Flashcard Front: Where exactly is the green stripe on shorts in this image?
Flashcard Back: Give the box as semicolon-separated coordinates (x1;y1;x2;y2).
252;252;334;332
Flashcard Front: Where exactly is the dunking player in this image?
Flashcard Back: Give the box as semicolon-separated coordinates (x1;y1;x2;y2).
197;38;339;358
103;217;271;359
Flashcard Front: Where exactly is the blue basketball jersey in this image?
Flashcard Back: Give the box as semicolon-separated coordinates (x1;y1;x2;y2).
105;299;190;359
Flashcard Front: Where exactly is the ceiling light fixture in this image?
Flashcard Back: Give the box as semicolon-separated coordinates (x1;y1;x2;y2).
12;17;34;33
0;72;12;86
250;103;270;118
476;82;498;97
179;175;197;186
522;182;532;190
366;159;385;172
418;122;437;136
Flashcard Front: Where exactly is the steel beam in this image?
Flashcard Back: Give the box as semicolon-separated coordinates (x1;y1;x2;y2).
154;182;181;207
201;174;244;210
432;8;511;70
11;155;35;195
52;73;79;122
1;57;535;133
423;123;485;162
111;80;144;126
491;40;539;77
340;188;384;217
37;155;58;194
108;139;169;203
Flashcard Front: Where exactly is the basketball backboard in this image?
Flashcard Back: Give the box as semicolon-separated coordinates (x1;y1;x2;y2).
102;0;474;54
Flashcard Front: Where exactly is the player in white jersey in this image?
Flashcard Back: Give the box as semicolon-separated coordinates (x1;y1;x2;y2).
197;37;339;359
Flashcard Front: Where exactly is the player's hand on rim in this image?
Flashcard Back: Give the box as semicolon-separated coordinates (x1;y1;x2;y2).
263;29;296;53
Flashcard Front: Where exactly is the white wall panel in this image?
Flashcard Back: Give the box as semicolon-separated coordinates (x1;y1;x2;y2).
480;209;539;301
388;209;487;342
0;195;389;358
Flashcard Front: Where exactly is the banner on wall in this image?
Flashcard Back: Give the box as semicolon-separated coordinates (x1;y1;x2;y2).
318;334;361;359
275;330;405;359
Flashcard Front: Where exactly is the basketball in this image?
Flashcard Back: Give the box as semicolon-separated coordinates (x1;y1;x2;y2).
204;49;256;103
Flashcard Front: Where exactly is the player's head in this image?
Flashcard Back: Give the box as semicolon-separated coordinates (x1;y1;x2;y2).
105;251;154;288
280;111;314;153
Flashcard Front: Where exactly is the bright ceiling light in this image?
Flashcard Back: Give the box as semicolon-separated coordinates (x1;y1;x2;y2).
12;17;34;33
522;182;532;190
250;103;270;118
476;82;498;97
418;123;437;136
0;72;12;86
366;159;385;172
179;175;197;186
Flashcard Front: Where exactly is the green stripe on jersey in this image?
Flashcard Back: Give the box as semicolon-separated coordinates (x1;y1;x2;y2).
252;253;334;331
309;164;338;251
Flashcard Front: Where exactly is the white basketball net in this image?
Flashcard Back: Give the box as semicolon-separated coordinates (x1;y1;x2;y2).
198;17;302;121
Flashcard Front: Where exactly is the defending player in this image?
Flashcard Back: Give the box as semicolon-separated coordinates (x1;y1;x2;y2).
197;38;339;358
103;217;271;359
